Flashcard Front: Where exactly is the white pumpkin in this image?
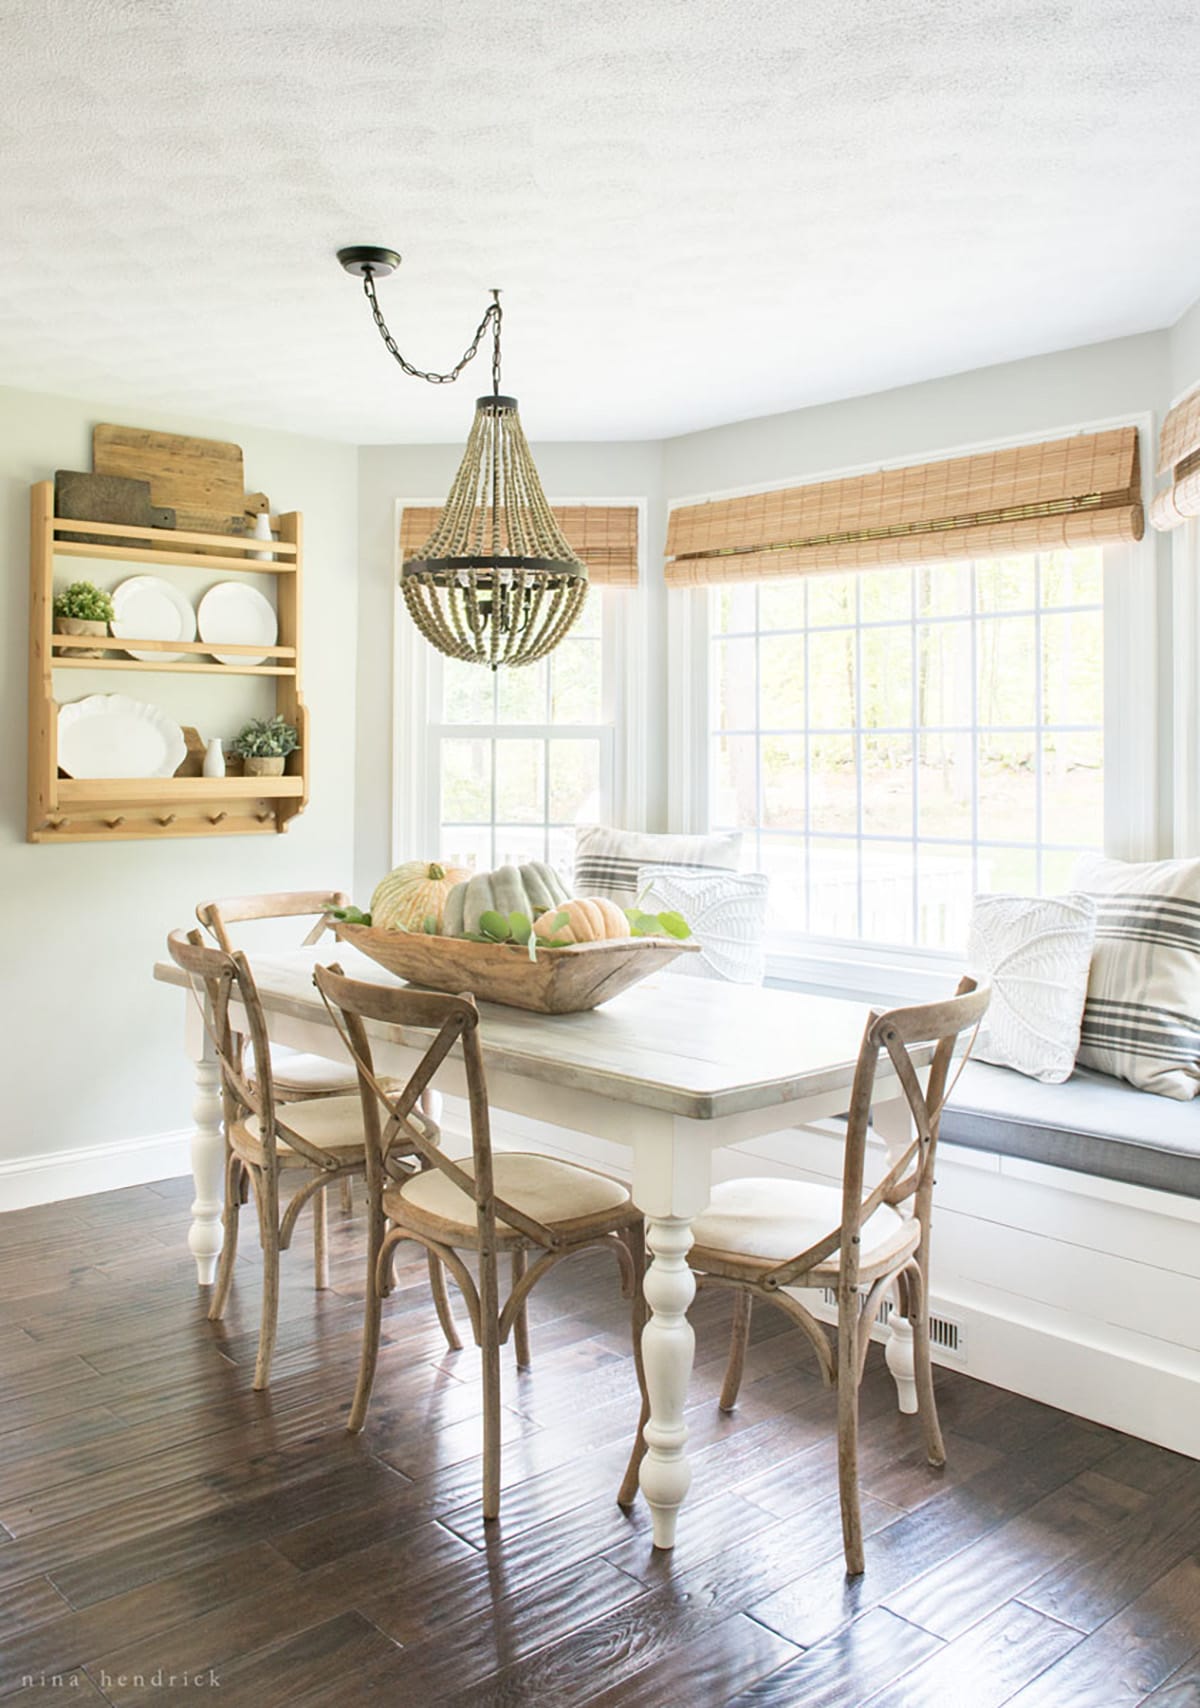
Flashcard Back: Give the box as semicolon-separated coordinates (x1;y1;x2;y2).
370;861;472;933
443;862;570;937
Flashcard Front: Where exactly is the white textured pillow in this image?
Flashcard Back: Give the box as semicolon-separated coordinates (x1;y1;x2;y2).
637;864;769;984
966;893;1097;1084
1073;854;1200;1100
574;825;741;905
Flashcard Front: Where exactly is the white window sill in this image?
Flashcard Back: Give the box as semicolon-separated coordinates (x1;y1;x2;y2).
766;937;965;1006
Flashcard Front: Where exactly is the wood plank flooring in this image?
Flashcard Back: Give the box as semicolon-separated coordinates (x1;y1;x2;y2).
0;1176;1197;1706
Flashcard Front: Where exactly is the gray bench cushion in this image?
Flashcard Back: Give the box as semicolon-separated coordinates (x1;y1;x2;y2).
942;1061;1200;1198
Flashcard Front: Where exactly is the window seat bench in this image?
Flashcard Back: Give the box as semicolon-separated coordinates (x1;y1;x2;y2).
465;1054;1200;1456
942;1061;1200;1200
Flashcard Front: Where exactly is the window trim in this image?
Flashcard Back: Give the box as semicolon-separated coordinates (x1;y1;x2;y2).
1171;520;1200;855
391;496;648;867
668;415;1161;992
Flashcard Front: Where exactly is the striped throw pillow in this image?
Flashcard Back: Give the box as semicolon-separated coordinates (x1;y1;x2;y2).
1073;854;1200;1100
573;825;742;905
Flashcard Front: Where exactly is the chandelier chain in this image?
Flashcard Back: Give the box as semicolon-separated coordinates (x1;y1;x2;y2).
341;246;584;666
361;272;502;389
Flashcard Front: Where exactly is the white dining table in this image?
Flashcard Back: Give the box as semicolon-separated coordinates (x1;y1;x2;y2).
155;944;931;1549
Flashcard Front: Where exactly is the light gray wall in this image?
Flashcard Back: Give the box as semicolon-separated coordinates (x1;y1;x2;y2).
354;438;666;900
0;386;358;1165
663;331;1171;498
1169;292;1200;398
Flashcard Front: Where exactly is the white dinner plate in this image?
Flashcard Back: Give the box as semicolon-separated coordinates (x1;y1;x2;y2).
58;694;186;778
197;582;277;666
111;575;197;662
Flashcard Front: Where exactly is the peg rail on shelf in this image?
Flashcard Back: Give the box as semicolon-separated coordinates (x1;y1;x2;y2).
27;479;309;843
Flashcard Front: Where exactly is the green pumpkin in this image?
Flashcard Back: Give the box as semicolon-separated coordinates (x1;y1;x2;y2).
443;862;570;937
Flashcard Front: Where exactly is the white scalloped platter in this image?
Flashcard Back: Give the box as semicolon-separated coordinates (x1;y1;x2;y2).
57;693;186;778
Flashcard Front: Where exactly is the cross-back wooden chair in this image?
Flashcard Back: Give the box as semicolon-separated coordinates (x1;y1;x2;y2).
199;890;392;1215
314;962;650;1522
167;928;391;1389
197;890;360;1100
688;976;990;1575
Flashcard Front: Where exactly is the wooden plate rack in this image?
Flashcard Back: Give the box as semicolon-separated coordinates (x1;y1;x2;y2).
27;480;309;843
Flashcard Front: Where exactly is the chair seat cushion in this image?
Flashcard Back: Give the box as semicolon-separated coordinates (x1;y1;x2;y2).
241;1094;366;1164
254;1043;359;1095
388;1151;634;1243
690;1178;917;1278
270;1047;358;1094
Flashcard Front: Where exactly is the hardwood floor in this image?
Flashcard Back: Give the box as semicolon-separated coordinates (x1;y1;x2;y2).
0;1176;1197;1706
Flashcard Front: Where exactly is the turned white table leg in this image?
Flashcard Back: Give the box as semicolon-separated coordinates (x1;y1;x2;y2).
639;1215;697;1548
185;998;225;1287
873;1091;918;1415
629;1111;715;1551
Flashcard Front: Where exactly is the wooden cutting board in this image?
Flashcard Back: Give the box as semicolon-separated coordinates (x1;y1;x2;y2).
93;425;247;535
55;471;175;547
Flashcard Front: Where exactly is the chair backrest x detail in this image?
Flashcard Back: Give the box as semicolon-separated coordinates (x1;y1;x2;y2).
166;928;337;1176
761;975;990;1293
314;964;567;1253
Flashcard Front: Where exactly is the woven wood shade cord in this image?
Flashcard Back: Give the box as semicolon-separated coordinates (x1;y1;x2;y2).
400;503;639;588
1151;387;1200;532
666;427;1143;586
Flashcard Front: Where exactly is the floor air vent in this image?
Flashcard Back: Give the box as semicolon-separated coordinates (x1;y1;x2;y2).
818;1289;967;1362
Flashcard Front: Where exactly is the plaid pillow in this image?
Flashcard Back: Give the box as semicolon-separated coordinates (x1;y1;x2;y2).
1073;854;1200;1100
573;825;742;905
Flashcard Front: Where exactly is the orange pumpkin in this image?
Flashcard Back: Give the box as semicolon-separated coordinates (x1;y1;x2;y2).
533;896;632;945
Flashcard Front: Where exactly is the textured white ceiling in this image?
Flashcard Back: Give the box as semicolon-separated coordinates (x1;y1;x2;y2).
3;0;1200;444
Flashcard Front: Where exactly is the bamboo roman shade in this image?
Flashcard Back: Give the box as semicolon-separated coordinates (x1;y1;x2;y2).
665;427;1143;587
1150;386;1200;531
399;504;639;587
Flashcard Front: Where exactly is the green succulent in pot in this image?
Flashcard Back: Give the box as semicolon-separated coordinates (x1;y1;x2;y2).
231;714;299;776
53;580;114;656
53;580;115;623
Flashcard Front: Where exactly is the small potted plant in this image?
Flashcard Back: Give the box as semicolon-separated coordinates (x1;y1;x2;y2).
231;713;298;777
53;580;114;657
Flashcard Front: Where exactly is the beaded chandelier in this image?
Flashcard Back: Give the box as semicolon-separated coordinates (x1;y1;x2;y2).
338;245;588;669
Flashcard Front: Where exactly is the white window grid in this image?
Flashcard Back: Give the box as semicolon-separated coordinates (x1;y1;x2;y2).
708;553;1105;951
429;591;618;872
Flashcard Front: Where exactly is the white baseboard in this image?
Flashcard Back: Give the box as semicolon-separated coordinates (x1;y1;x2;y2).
0;1129;192;1214
794;1278;1200;1458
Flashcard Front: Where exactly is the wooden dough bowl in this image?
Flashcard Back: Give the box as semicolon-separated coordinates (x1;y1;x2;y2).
333;923;699;1014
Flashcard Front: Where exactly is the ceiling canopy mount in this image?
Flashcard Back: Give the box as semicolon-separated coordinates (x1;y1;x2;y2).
336;245;401;279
